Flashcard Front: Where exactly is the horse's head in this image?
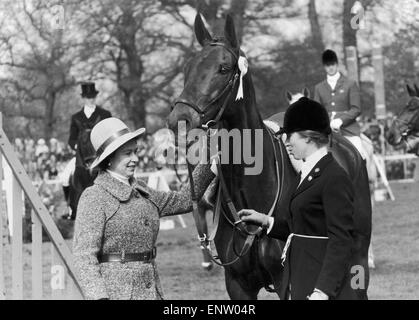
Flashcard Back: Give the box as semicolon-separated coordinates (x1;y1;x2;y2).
167;13;243;136
286;88;310;105
386;84;419;154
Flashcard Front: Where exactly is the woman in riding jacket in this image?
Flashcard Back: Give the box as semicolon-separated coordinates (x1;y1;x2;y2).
239;98;361;300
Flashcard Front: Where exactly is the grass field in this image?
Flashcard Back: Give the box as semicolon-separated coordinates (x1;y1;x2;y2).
157;181;419;300
2;181;419;300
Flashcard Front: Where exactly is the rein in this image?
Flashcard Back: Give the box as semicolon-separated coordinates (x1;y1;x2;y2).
187;126;284;267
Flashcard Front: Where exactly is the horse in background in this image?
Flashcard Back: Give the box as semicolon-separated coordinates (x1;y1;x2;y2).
168;14;371;299
386;84;419;155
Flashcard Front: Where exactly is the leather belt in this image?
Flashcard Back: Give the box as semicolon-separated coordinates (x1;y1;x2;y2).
98;247;156;264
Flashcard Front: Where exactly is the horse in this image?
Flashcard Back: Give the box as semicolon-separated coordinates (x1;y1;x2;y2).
386;84;419;155
167;14;371;299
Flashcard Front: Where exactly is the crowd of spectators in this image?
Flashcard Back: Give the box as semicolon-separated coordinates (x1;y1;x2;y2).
12;134;163;184
13;138;75;183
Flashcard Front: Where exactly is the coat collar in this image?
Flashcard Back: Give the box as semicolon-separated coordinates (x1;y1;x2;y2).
292;153;334;199
94;171;150;202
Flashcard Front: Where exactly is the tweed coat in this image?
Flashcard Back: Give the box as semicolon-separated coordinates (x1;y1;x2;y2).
313;75;361;136
73;165;214;300
269;153;360;300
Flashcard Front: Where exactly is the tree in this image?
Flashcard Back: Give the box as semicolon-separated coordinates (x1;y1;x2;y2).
0;0;77;140
71;0;195;129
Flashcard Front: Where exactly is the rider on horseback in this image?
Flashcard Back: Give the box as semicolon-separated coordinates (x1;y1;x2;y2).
314;49;368;160
67;82;112;219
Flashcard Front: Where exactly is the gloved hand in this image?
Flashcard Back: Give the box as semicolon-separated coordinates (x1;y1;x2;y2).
330;118;343;132
238;209;270;229
307;289;329;300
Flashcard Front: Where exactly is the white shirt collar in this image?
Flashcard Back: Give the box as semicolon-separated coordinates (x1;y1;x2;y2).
300;147;328;183
83;105;96;118
106;169;131;186
327;72;341;90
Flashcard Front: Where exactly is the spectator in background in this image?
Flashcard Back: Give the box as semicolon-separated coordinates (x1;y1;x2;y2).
25;139;35;162
35;138;49;157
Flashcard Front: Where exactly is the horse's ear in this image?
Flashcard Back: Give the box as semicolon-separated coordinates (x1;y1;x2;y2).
303;87;310;98
286;91;293;102
414;84;419;97
407;84;416;97
224;14;238;49
194;13;212;47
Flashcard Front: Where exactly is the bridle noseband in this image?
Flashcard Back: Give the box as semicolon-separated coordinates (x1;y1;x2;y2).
172;42;240;130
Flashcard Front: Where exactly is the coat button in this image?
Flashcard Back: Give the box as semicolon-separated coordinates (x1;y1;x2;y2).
144;219;150;226
146;281;152;289
331;102;335;106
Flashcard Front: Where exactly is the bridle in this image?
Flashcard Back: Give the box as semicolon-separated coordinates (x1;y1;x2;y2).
175;41;283;267
171;41;240;130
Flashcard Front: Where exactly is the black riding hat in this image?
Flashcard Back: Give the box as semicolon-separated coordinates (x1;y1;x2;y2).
322;49;338;66
279;97;332;135
81;82;99;98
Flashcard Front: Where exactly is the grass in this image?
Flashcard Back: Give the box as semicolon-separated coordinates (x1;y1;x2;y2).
2;181;419;300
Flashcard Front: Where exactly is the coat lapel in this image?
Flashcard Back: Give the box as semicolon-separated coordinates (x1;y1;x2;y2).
334;75;346;93
292;153;334;199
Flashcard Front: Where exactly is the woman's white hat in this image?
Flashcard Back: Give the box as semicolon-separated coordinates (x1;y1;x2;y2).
90;117;145;169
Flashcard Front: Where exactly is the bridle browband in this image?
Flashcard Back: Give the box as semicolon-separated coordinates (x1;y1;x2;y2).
172;42;240;130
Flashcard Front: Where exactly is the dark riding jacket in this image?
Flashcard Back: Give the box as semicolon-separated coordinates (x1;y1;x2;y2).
269;153;361;300
314;75;361;136
68;106;112;167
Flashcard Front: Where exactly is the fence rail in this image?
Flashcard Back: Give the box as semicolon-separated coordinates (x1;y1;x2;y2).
0;112;83;300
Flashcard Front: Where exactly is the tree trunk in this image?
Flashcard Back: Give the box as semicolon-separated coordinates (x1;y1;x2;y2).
44;92;56;141
229;0;248;45
343;0;358;59
196;0;248;41
308;0;325;56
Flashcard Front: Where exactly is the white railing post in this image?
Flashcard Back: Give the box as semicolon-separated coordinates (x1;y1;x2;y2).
0;113;5;300
31;210;43;299
11;174;23;299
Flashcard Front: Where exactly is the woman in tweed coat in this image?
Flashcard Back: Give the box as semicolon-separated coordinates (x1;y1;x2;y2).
73;118;214;300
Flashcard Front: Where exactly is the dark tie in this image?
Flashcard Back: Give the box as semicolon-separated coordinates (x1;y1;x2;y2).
297;171;302;187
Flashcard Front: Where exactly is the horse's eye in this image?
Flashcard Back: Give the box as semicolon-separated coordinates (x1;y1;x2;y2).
219;65;230;74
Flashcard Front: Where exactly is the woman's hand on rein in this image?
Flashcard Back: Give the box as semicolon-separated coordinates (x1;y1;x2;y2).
238;209;270;229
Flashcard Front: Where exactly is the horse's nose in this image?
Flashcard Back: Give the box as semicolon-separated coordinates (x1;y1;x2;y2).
168;104;194;130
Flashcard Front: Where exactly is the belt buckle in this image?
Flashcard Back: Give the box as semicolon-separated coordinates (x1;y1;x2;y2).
121;249;126;264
